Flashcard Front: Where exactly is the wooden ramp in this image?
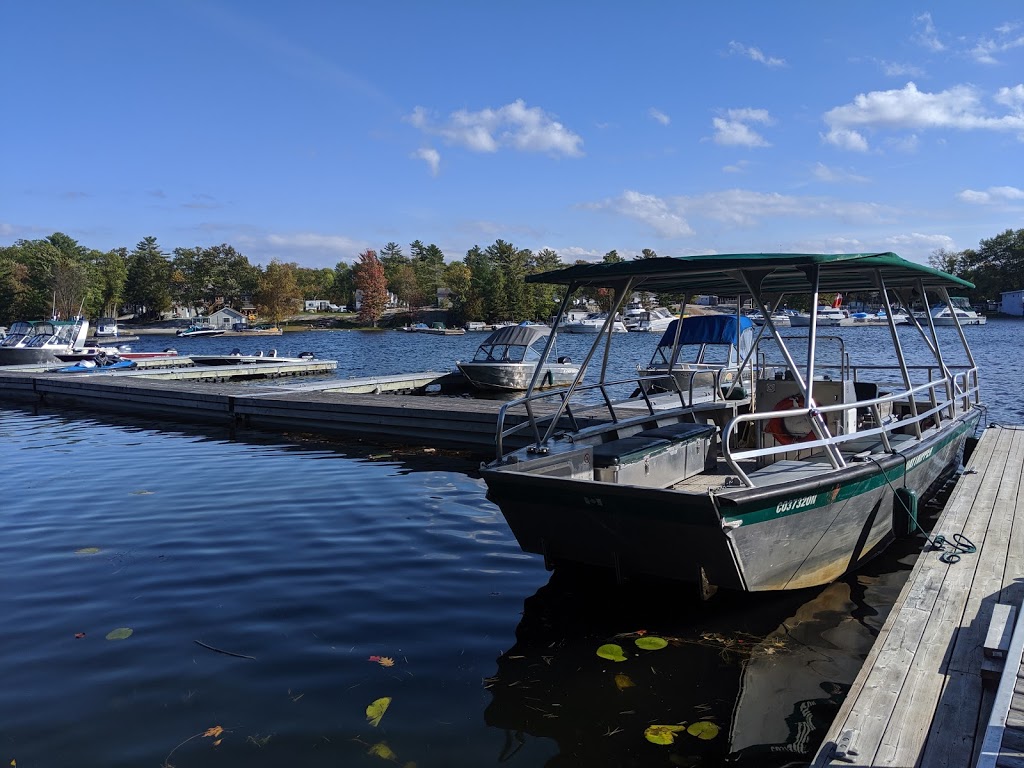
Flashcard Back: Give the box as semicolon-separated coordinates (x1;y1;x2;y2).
812;425;1024;767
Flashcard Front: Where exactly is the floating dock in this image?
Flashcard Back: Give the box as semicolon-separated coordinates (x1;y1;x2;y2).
812;424;1024;767
0;366;573;452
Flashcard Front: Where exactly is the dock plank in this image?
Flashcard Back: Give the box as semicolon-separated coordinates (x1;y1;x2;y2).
812;426;1020;767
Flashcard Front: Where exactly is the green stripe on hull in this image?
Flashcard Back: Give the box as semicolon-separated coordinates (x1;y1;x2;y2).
722;417;974;527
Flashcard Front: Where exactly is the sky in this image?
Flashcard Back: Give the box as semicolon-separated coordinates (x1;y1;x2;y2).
2;1;1023;270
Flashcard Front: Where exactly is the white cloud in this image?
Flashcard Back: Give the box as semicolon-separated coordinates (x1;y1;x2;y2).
722;160;750;174
995;85;1024;112
957;186;1024;204
590;190;694;238
884;232;956;252
264;232;368;253
812;162;869;183
406;99;584;157
969;26;1024;65
727;41;786;67
712;108;773;147
879;60;925;78
413;147;440;176
912;12;945;52
648;107;671;126
822;127;869;152
822;82;1024;150
676;189;890;227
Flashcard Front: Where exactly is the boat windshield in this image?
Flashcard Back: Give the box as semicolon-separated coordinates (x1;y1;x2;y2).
473;344;530;363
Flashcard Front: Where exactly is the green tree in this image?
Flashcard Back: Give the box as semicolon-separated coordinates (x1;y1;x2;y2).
442;261;473;325
354;249;388;326
254;259;302;323
331;261;354;308
124;236;172;319
380;242;408;292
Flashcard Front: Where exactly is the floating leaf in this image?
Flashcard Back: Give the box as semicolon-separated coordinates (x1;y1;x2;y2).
377;656;395;667
635;636;668;651
105;627;133;640
368;742;398;761
212;739;222;746
687;720;720;740
366;696;392;727
203;726;223;739
596;643;627;662
74;632;86;639
644;724;687;745
75;547;101;555
614;673;635;691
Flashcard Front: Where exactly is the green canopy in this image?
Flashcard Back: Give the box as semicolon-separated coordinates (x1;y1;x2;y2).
525;252;974;294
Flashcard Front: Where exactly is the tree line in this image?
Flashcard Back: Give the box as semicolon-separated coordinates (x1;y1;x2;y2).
927;228;1024;302
0;233;644;328
4;227;1012;329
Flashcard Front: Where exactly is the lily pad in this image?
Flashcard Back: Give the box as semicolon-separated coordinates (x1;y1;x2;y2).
687;720;720;740
105;627;133;640
644;724;687;745
596;643;627;662
635;636;668;651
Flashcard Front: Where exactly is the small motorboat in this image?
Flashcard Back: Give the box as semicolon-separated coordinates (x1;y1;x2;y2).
457;323;578;391
176;324;225;338
55;351;137;373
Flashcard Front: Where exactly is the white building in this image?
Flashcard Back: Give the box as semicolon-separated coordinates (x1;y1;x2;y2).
1001;289;1024;316
209;307;246;328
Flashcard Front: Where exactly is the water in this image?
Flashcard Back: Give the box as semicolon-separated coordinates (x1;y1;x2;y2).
0;319;1019;767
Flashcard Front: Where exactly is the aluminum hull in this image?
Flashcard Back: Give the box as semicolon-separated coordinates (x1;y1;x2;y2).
483;409;978;592
457;361;580;391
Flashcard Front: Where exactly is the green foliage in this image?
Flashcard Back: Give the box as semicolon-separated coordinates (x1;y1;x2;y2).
124;236;172;319
255;260;301;322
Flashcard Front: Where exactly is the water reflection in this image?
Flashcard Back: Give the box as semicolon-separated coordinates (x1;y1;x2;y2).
484;545;925;768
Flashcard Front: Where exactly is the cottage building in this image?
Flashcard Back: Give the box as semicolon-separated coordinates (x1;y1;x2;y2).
1001;289;1024;317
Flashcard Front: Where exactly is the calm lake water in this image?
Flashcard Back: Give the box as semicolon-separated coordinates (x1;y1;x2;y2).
1;319;1019;767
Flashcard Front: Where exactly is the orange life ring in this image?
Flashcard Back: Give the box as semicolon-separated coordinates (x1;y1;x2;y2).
764;395;815;445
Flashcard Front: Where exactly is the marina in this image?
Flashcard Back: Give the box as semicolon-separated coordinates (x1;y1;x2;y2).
0;310;1018;767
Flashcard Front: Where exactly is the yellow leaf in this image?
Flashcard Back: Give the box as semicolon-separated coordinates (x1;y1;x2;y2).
366;696;392;727
614;673;635;691
644;724;687;745
687;720;720;740
378;656;395;667
368;741;397;760
203;726;224;738
212;739;222;747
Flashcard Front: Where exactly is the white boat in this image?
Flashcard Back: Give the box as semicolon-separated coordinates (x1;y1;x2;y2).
624;306;676;332
789;306;847;327
844;309;909;326
189;349;314;365
637;314;756;401
176;324;225;338
480;252;982;594
456;323;579;391
561;312;627;333
747;310;792;327
0;317;91;365
94;316;120;338
914;296;987;326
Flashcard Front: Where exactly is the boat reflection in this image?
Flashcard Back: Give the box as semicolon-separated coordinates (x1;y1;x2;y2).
484;565;903;767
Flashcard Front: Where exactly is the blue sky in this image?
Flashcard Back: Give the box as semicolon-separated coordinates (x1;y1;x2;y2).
3;2;1023;269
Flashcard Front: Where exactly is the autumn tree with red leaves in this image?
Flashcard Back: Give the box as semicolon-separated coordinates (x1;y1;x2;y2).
354;249;388;326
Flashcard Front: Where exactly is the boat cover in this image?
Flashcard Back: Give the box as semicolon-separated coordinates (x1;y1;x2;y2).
479;323;550;348
657;315;754;347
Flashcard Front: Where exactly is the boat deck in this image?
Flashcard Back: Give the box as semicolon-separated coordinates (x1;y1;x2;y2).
811;424;1024;767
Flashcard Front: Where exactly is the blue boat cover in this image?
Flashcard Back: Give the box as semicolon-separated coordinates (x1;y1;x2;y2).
657;315;754;347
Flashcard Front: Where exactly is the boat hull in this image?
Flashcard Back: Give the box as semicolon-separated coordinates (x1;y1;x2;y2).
0;347;68;365
458;361;580;391
482;408;979;592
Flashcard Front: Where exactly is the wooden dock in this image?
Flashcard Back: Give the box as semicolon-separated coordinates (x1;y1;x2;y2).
812;425;1024;768
0;367;588;453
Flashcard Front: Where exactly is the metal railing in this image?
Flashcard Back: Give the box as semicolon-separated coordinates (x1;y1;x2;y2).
720;364;980;486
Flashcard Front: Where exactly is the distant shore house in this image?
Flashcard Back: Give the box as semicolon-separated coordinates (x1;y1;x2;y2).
353;290;400;311
1001;289;1024;317
209;307;246;329
304;299;346;312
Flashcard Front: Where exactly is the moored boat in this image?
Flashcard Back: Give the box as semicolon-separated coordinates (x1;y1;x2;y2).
0;317;91;365
914;296;987;326
456;323;579;391
480;252;983;595
624;306;676;332
561;311;628;333
176;324;225;338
